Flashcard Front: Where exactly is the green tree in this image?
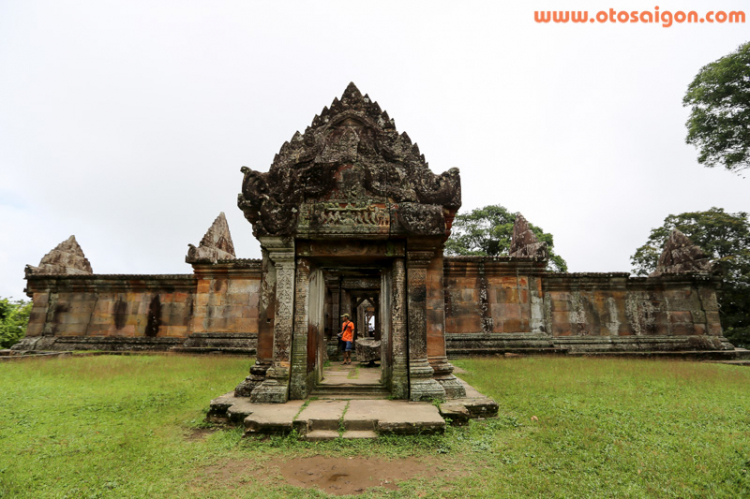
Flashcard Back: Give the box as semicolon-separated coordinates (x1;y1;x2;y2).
445;204;568;272
684;41;750;174
0;297;32;349
630;208;750;347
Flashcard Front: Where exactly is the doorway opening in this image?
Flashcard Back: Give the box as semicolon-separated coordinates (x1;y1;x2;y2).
311;265;390;398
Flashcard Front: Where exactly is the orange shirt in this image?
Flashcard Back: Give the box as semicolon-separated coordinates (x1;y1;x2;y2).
341;320;354;342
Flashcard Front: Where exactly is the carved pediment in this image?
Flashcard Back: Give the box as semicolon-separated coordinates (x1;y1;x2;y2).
238;83;461;238
186;212;236;264
26;235;93;276
650;230;714;276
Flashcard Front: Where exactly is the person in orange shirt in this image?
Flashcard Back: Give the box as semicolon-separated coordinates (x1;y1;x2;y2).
340;313;355;365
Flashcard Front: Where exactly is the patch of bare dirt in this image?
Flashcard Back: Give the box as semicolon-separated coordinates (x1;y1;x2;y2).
185;427;218;441
197;455;465;496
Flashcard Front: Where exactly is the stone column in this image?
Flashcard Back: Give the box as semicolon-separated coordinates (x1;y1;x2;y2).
326;275;341;340
235;248;275;396
426;251;465;398
250;237;295;403
390;258;409;399
373;298;381;341
357;301;366;339
341;290;352;321
289;257;311;399
326;275;341;361
406;249;446;401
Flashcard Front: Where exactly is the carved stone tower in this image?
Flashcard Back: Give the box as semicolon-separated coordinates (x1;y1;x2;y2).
235;83;465;402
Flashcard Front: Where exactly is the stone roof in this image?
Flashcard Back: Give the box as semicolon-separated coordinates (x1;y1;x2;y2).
186;212;237;264
237;82;461;239
26;236;93;276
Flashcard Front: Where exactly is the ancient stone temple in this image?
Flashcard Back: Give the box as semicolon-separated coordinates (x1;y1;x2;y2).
16;84;739;403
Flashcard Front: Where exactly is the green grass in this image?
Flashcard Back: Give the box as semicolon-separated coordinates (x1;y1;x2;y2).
1;355;749;497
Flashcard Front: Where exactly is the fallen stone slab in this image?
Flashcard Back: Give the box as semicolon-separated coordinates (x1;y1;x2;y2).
439;377;499;424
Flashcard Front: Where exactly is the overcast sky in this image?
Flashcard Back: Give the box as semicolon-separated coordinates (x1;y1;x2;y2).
1;0;748;300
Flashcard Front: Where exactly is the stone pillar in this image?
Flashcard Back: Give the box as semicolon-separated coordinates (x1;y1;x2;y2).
289;257;311;399
235;248;275;396
390;258;409;399
357;301;366;339
326;275;341;361
426;251;465;398
326;276;341;340
250;237;295;403
341;290;352;323
373;298;381;341
406;249;446;401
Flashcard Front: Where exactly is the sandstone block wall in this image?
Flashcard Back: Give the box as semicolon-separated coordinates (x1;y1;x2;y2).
17;257;731;355
443;257;731;355
24;275;196;339
18;275;197;351
192;267;261;334
17;261;263;352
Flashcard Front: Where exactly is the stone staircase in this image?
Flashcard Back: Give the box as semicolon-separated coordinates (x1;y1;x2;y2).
208;374;500;440
209;395;449;440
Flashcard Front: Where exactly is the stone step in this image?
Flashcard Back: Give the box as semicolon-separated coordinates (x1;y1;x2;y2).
301;430;340;441
294;400;347;434
567;350;746;361
311;384;388;396
169;347;256;355
342;430;378;439
448;347;567;357
314;393;390;400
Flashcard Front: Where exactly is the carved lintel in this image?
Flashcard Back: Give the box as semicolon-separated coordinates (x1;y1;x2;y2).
341;278;380;290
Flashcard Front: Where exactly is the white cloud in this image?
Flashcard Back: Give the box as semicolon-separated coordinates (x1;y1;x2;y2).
1;0;747;299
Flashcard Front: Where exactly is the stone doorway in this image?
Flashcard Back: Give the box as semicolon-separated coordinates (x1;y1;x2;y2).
314;264;394;398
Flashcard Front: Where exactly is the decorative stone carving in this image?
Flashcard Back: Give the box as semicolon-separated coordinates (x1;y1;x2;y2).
650;230;714;276
26;236;93;275
186;212;236;263
237;83;461;238
509;214;548;261
250;238;296;404
390;258;409;399
397;203;446;236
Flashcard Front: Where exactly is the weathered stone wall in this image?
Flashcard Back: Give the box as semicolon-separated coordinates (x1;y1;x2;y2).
16;260;263;353
16;256;732;356
191;262;261;335
18;274;197;351
444;257;732;355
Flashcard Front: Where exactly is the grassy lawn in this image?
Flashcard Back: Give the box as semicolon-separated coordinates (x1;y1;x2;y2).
1;355;749;498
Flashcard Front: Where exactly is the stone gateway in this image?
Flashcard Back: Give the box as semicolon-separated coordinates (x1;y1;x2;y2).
15;84;737;403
